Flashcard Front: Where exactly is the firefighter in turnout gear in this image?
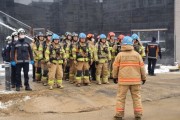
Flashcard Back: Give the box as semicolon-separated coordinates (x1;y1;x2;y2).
107;32;116;78
31;32;45;82
113;36;146;120
69;32;78;84
41;32;53;86
87;34;96;81
112;34;124;57
94;34;111;85
131;34;146;61
11;28;34;91
63;32;72;80
72;33;92;87
45;34;66;90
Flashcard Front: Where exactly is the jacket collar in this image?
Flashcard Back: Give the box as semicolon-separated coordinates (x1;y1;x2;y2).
121;45;134;51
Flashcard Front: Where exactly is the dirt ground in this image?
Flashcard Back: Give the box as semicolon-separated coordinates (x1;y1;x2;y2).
0;73;180;120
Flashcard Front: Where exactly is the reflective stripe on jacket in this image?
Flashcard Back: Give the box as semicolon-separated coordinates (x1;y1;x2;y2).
112;45;146;85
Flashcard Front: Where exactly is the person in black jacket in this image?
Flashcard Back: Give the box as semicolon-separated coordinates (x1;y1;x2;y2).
145;37;162;76
10;31;22;88
1;36;12;62
11;28;34;91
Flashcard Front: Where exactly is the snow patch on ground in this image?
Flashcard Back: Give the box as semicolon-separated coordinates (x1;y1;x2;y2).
0;101;13;109
0;90;16;94
0;96;31;109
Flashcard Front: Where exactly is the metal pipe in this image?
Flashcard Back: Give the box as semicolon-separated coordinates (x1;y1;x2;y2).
0;11;31;29
0;22;33;41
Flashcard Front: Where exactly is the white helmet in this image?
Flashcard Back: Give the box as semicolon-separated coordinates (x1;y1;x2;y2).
11;31;18;37
5;36;12;41
17;28;25;34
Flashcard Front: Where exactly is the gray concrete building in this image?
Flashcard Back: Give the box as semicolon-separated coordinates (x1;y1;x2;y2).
0;0;179;64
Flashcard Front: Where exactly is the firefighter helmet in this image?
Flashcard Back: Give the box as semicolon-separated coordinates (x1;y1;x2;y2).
122;36;133;45
79;33;86;39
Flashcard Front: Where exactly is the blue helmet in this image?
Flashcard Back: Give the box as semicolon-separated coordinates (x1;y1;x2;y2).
100;34;106;39
131;33;139;40
122;36;133;45
79;33;86;39
52;33;60;40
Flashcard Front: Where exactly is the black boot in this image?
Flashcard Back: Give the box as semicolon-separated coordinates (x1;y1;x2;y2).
25;86;32;91
12;85;16;88
135;117;141;120
114;116;123;120
16;87;20;91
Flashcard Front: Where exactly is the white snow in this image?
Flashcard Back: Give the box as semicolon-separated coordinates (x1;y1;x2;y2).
0;96;31;109
0;90;16;94
0;101;13;109
23;96;31;101
145;65;180;74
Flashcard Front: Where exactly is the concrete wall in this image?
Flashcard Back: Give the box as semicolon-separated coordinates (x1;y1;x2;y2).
175;0;180;63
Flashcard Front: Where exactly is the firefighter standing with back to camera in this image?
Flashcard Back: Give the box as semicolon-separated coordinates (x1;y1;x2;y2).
94;34;111;85
145;37;162;76
113;36;146;120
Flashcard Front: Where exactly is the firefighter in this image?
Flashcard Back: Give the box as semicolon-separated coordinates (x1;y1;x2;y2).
72;33;92;87
87;33;96;81
63;32;72;80
41;32;53;86
131;34;146;61
107;32;116;78
11;28;34;91
69;32;79;84
112;34;124;57
94;34;111;85
10;31;19;88
145;37;162;76
31;32;45;82
45;34;66;90
113;36;146;120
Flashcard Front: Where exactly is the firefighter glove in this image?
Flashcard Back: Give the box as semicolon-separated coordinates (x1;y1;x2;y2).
113;78;118;84
11;61;16;66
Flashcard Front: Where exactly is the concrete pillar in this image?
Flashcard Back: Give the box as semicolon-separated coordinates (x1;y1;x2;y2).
175;0;180;63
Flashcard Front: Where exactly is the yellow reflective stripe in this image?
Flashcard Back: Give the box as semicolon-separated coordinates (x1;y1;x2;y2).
57;80;62;84
76;77;81;80
38;47;43;51
52;60;63;64
45;50;50;54
48;80;54;85
77;58;89;62
84;76;89;79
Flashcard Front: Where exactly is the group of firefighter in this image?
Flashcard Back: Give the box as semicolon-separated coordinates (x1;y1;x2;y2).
2;28;161;91
2;28;162;120
31;31;148;90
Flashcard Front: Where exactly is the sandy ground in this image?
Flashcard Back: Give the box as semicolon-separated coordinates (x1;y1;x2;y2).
0;73;180;120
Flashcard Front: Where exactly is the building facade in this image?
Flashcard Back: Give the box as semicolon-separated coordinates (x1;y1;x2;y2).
0;0;178;64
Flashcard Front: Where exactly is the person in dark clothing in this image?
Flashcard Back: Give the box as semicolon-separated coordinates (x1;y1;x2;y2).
145;37;162;76
1;36;12;62
10;31;19;88
11;28;34;91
